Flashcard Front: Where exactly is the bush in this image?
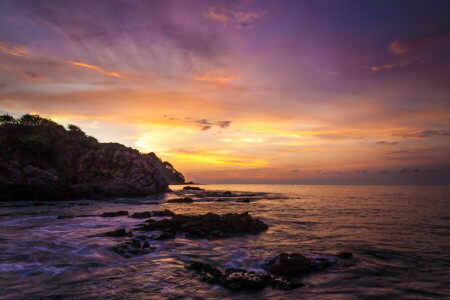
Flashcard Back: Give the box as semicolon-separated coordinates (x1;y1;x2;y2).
18;134;51;155
68;124;85;135
0;114;17;124
18;114;57;126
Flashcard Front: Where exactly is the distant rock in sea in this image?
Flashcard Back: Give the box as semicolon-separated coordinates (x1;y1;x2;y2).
0;114;185;201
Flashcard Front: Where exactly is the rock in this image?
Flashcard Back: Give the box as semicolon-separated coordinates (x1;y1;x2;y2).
99;228;131;237
187;262;223;284
150;209;175;217
222;268;272;290
102;211;129;217
265;253;333;277
130;211;151;218
0;115;185;201
183;186;204;191
111;238;152;258
153;231;176;240
139;212;268;239
337;252;353;259
187;262;304;291
57;215;75;219
223;191;233;195
237;198;250;203
166;197;194;203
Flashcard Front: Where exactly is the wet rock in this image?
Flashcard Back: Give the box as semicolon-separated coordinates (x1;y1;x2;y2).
112;238;152;258
187;262;223;284
183;186;204;191
102;211;129;217
153;231;176;240
222;268;272;290
57;215;75;219
265;253;333;276
187;262;304;291
337;252;353;259
166;197;194;203
223;191;233;195
130;211;151;218
139;212;268;239
57;214;97;219
236;198;251;203
150;209;176;217
99;228;131;237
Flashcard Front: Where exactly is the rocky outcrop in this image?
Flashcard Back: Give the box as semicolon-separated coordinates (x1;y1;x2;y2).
0;114;184;201
139;212;268;239
264;253;333;276
188;253;336;291
160;161;185;184
187;262;304;291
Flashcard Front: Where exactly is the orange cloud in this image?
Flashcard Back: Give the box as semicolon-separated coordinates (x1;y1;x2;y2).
68;61;122;78
388;26;450;54
195;74;235;83
0;42;29;56
371;57;429;71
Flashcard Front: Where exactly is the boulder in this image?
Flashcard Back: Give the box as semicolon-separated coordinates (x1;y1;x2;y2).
337;252;353;259
130;211;151;218
183;186;204;191
265;253;333;276
166;197;194;203
150;209;175;217
187;262;304;291
102;211;129;217
112;238;152;258
139;212;268;239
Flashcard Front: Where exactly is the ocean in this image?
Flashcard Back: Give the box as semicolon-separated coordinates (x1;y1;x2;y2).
0;184;449;299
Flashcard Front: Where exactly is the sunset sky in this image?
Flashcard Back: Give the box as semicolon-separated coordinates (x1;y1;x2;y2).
1;0;449;184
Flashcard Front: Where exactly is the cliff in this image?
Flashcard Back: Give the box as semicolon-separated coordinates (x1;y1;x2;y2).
0;114;185;201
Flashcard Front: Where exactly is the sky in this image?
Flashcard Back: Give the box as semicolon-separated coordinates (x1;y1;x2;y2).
1;0;449;185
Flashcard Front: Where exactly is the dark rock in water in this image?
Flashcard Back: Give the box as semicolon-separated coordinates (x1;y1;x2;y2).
57;215;75;219
112;238;152;258
223;191;233;195
237;198;251;203
337;252;353;259
139;212;268;239
222;268;272;290
265;253;333;276
99;228;131;237
166;197;194;203
130;211;151;218
150;209;175;217
187;262;304;291
102;211;129;217
0;114;185;201
57;214;97;219
183;186;204;191
188;262;223;284
153;231;176;240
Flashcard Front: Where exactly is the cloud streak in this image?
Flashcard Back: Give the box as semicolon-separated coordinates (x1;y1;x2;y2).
389;25;450;54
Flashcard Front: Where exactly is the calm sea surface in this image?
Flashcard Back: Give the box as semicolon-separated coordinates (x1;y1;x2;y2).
0;185;449;299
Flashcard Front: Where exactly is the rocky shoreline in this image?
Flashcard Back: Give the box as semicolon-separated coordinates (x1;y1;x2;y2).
71;201;353;292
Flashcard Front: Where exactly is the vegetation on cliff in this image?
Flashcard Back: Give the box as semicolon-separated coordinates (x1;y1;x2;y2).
0;114;185;200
